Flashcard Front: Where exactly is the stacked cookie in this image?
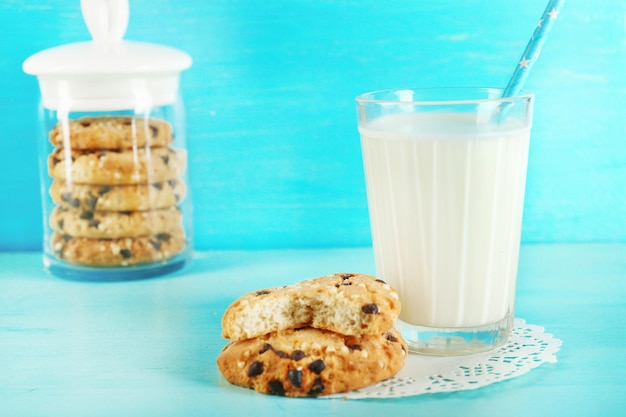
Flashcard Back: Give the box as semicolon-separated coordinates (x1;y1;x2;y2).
217;273;407;397
47;116;188;267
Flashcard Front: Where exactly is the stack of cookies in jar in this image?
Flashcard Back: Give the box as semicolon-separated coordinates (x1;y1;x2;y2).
47;116;188;267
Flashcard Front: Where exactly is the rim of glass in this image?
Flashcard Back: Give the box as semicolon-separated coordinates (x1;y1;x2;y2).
355;87;534;106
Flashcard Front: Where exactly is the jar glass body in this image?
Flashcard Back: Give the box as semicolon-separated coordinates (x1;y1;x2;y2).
38;100;192;280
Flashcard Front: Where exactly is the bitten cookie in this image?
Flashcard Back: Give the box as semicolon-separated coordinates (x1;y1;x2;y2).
221;273;400;340
217;327;407;397
50;179;186;211
51;227;186;266
49;116;173;150
48;146;187;185
50;206;182;238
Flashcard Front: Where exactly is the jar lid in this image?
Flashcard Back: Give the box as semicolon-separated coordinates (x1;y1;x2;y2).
23;0;192;111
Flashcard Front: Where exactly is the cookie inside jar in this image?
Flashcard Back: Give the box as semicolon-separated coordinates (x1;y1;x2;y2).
23;0;193;279
46;115;190;270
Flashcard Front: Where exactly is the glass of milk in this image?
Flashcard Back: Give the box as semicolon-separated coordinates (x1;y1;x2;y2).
356;87;534;355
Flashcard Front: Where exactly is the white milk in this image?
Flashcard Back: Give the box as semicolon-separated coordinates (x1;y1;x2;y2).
360;112;530;328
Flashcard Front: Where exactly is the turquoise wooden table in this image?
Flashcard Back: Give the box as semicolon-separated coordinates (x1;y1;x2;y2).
1;244;625;416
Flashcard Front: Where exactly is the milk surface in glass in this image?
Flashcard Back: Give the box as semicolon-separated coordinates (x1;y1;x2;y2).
360;112;530;329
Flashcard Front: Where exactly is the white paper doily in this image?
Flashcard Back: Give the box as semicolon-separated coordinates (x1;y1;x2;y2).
326;318;561;399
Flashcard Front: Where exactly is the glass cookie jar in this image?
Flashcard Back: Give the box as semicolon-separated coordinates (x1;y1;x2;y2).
23;0;193;280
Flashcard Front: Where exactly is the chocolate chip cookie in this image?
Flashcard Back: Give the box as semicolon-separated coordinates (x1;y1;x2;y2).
51;226;186;266
50;206;182;238
50;179;186;212
221;273;401;341
48;146;186;185
49;116;173;150
217;327;407;397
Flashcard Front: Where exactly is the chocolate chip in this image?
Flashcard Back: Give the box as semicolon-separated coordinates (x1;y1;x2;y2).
255;290;271;296
156;233;170;242
291;350;306;361
119;211;132;215
85;194;98;210
274;350;289;359
88;219;100;228
307;378;324;396
79;121;91;127
385;332;398;343
151;183;163;190
259;343;273;354
149;240;162;251
347;344;362;351
79;211;94;220
308;359;325;374
60;192;80;208
174;194;181;203
120;249;132;259
98;186;112;196
62;234;72;242
58;219;64;229
268;380;285;396
161;155;170;165
375;279;386;284
149;125;159;138
340;274;354;280
167;179;176;187
247;361;264;377
361;303;379;314
288;369;303;388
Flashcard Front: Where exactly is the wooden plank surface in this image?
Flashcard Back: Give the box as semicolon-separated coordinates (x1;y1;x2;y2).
1;244;625;416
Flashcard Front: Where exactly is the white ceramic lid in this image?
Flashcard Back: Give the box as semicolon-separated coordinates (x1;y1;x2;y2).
23;0;192;111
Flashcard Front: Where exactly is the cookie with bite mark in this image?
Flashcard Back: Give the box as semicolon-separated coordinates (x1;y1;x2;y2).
221;273;401;340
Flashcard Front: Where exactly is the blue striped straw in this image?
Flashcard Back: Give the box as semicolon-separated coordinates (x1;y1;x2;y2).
501;0;566;98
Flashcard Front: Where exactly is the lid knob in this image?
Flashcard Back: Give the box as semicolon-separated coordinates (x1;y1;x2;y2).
81;0;129;42
23;0;192;111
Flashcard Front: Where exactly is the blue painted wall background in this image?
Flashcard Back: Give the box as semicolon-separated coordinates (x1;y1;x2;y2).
0;0;624;251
